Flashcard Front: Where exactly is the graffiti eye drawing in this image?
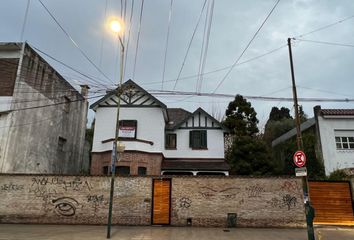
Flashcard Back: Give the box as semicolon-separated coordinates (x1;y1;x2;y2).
52;197;79;217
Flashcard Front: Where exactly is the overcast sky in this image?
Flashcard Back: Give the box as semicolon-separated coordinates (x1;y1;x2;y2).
1;0;354;129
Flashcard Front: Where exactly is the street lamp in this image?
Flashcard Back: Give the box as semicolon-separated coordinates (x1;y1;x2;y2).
107;19;125;239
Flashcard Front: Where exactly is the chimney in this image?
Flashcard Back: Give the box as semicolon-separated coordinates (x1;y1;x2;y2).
80;85;90;99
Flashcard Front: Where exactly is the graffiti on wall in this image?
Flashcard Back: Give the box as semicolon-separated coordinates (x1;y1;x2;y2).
52;197;81;217
246;185;265;198
280;181;301;195
199;186;240;200
87;194;106;215
269;194;298;211
31;177;92;192
179;197;192;209
1;183;24;192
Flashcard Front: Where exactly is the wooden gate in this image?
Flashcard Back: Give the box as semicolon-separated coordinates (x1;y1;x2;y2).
309;181;354;225
152;178;171;225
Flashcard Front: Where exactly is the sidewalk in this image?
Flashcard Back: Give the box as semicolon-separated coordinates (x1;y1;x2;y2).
0;224;353;240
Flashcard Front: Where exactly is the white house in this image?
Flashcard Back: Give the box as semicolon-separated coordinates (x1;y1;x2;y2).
272;105;354;176
90;80;230;176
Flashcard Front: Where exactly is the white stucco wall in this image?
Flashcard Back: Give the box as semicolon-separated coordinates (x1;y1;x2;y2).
0;97;12;112
92;107;165;153
163;128;225;158
318;116;354;175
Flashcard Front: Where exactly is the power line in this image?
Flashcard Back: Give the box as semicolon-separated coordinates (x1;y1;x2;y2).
197;0;214;93
37;0;114;84
141;44;287;86
294;14;354;38
30;44;112;88
212;0;281;93
9;93;105;112
173;0;208;90
123;0;135;79
161;0;174;90
132;0;145;79
20;0;31;41
293;38;354;48
149;89;354;102
99;0;109;68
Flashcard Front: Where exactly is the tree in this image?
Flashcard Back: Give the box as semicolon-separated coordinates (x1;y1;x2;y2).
269;107;292;121
223;94;259;136
227;135;277;175
224;95;278;175
263;107;294;145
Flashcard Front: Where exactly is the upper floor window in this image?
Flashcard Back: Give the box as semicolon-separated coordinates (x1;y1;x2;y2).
189;130;207;149
335;136;354;150
119;120;137;139
165;133;177;149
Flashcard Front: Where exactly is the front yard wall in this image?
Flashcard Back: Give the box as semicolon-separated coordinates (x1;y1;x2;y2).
0;175;305;227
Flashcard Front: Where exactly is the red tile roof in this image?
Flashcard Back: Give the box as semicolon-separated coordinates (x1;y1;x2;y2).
320;109;354;116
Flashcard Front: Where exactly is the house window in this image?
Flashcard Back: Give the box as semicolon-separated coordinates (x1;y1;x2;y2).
103;166;109;175
58;136;67;151
119;120;137;139
335;136;354;150
165;133;177;149
189;130;207;149
138;167;147;176
117;166;130;176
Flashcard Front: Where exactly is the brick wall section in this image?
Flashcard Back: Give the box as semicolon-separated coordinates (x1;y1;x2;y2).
0;175;305;227
0;59;19;96
0;175;152;225
91;151;163;176
171;177;305;228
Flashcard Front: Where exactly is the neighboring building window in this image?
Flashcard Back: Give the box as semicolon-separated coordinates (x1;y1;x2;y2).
119;120;137;139
165;133;177;149
335;136;354;150
189;130;207;149
117;166;130;176
138;167;147;176
58;136;67;151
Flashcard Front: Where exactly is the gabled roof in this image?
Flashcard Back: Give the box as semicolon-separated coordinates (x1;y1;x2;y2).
90;79;167;111
320;109;354;116
166;108;192;130
271;118;316;147
167;107;229;131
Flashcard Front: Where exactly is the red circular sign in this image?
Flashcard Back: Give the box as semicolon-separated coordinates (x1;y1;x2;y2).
293;150;306;168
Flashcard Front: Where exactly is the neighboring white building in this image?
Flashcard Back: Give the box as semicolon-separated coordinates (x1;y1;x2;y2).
0;42;89;174
90;80;230;176
272;105;354;176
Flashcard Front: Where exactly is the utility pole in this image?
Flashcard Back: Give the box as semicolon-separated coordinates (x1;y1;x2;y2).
287;38;315;240
107;20;125;239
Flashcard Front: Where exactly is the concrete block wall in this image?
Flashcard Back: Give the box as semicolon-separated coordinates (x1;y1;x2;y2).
171;177;305;227
0;174;305;227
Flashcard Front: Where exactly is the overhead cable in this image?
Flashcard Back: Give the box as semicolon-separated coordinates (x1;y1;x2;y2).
173;0;208;90
132;0;145;79
212;0;281;93
161;0;174;90
37;0;114;84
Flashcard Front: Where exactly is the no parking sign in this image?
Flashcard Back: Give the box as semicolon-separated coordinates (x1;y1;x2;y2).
293;150;306;168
